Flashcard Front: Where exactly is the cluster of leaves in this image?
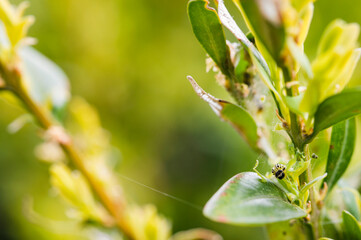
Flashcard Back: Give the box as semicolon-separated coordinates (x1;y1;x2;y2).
187;0;361;239
0;0;224;240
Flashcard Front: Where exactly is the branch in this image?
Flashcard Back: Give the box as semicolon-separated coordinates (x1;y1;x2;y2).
1;65;134;239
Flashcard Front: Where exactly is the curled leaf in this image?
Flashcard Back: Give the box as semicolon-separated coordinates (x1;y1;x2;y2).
187;76;259;150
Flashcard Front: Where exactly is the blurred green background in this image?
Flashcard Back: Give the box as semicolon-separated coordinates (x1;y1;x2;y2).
0;0;361;239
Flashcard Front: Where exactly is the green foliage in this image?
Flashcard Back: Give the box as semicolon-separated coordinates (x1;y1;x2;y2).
187;0;361;239
323;119;356;192
342;211;361;240
203;172;306;225
188;76;259;150
188;0;233;75
233;0;286;62
311;88;361;137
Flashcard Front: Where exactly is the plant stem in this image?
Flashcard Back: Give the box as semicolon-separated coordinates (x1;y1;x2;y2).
305;145;320;240
281;67;303;149
281;66;319;238
3;67;133;239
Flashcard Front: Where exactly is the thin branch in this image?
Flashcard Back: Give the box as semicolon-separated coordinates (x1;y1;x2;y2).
2;66;133;239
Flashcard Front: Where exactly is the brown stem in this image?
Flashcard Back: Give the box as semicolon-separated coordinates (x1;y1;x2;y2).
4;67;133;239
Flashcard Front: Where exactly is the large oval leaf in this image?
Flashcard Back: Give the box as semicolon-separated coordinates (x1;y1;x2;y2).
188;0;233;75
203;172;306;225
323;118;356;192
187;76;259;150
311;87;361;137
342;211;361;240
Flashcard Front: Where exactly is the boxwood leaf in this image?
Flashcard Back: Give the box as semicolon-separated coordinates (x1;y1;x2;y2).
342;211;361;240
323;119;356;192
233;0;286;62
217;0;287;116
188;0;233;75
203;172;306;225
311;87;361;137
217;0;268;74
187;76;259;150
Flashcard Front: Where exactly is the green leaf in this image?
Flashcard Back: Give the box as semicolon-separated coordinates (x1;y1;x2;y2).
233;0;286;62
20;47;70;120
203;172;306;225
287;38;313;79
323;119;356;192
311;87;361;137
299;173;327;196
187;76;259;150
342;211;361;240
188;0;233;75
217;0;269;74
341;187;361;221
217;0;288;117
267;221;313;240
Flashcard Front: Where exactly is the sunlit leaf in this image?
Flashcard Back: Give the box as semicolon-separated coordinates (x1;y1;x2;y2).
233;0;286;62
323;119;356;192
310;88;361;139
20;47;70;120
203;172;306;225
342;211;361;240
287;38;313;79
187;76;259;150
217;0;287;118
217;0;268;74
188;0;233;75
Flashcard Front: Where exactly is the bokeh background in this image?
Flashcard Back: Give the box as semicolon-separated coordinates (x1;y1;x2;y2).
1;0;361;239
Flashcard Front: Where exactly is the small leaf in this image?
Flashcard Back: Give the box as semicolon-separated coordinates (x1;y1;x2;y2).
342;211;361;240
187;76;259;150
285;94;304;117
311;87;361;137
287;38;313;79
299;173;327;196
233;0;286;62
188;0;233;75
323;119;356;192
203;172;306;225
20;47;70;120
341;187;361;221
